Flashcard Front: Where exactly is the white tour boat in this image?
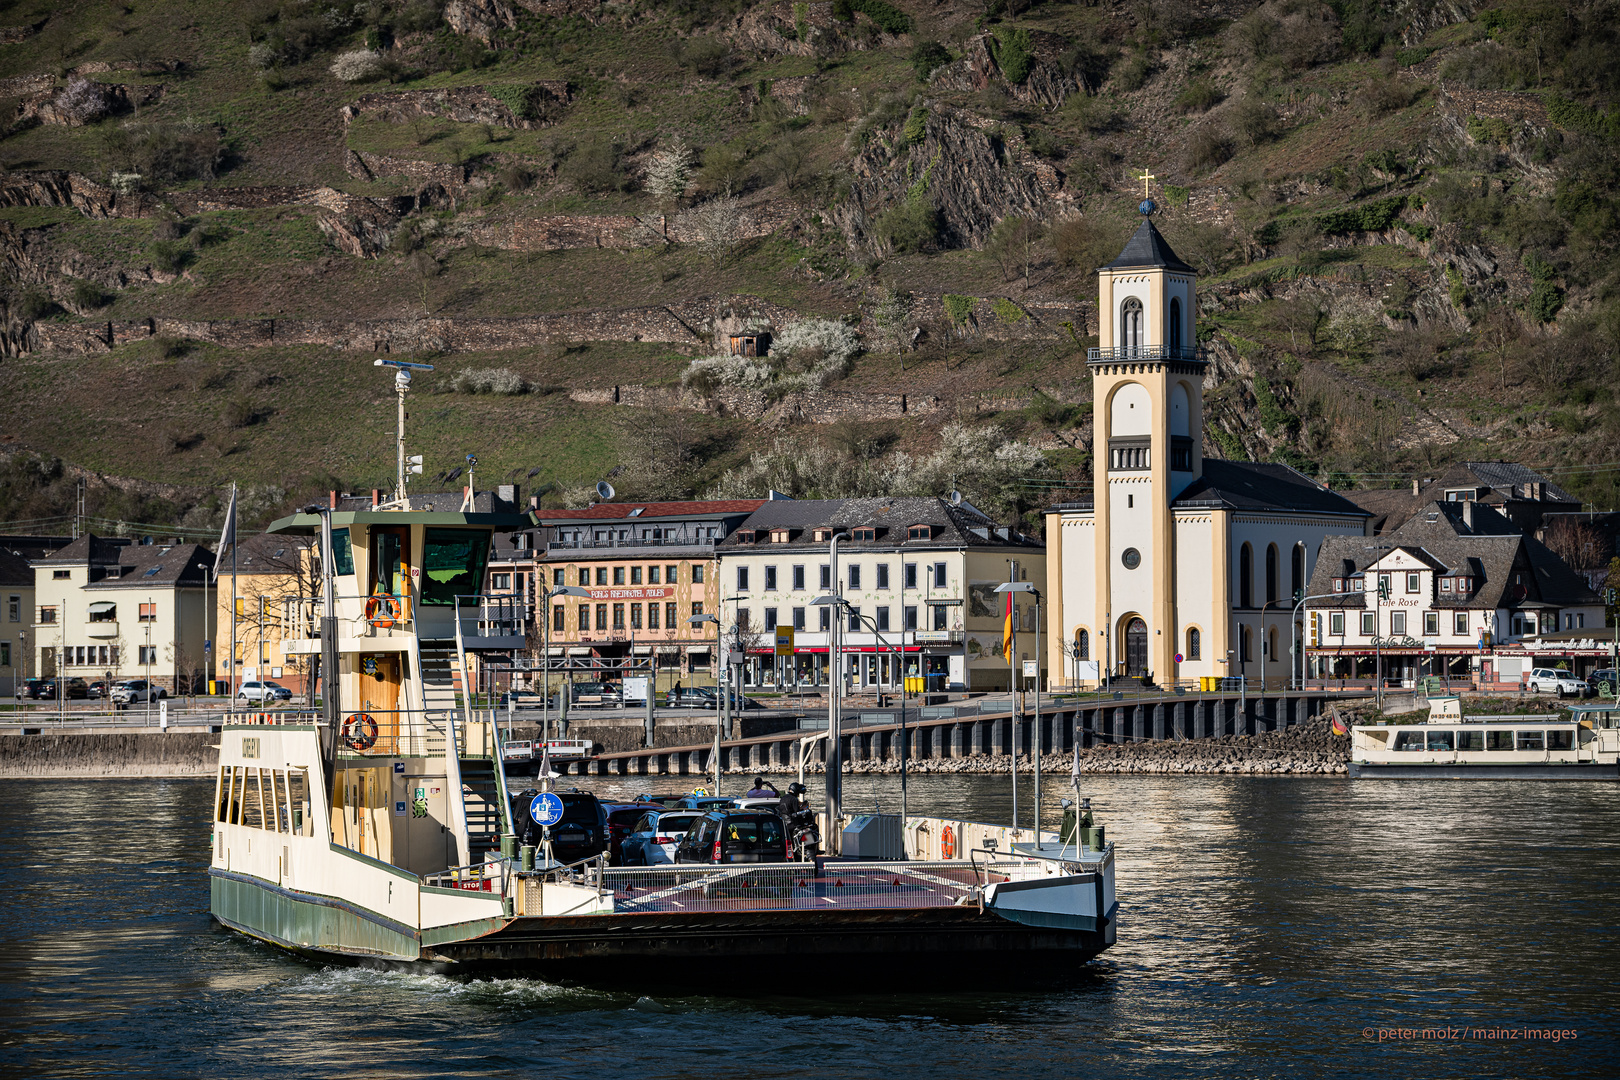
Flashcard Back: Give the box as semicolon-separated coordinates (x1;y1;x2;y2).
1349;700;1620;779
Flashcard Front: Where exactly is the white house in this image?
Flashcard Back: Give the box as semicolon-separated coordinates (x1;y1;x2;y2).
33;535;212;693
1044;208;1371;688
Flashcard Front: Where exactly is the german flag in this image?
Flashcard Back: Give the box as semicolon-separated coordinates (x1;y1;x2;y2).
1329;707;1349;736
1003;591;1014;662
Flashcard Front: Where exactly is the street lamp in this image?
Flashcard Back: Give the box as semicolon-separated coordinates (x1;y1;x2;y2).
687;612;724;795
812;530;848;847
996;581;1042;836
814;594;910;823
542;584;592;740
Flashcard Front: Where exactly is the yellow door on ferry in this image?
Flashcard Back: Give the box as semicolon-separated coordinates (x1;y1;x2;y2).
359;653;402;754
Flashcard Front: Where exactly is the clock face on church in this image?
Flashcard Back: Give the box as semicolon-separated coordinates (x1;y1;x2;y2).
1121;548;1141;570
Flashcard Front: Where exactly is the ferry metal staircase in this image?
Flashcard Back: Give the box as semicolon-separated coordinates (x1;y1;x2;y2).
414;632;512;867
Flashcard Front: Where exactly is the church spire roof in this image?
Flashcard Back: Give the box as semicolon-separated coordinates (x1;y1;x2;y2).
1103;217;1195;273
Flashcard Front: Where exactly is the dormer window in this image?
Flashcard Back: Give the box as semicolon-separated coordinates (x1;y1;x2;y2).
852;527;877;541
736;530;757;544
1441;578;1452;592
1351;578;1364;592
908;525;934;541
812;529;833;542
1333;578;1344;593
770;529;793;543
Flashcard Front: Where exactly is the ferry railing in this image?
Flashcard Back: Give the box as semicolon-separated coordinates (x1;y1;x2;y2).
593;860;1029;914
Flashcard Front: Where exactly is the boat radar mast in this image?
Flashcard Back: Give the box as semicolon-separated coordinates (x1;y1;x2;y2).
374;358;434;509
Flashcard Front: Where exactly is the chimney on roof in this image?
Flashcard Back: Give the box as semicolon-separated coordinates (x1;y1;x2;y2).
372;489;380;508
1412;479;1420;496
329;490;337;510
1462;500;1474;531
1533;481;1544;501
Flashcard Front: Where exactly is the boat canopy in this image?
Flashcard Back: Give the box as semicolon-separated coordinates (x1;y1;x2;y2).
264;509;537;535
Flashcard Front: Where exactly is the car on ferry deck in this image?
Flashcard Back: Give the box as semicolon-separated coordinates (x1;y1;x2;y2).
675;795;736;812
511;788;608;864
621;809;704;865
674;809;790;865
632;793;686;808
603;803;651;865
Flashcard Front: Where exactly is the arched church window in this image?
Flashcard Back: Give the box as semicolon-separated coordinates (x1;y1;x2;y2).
1291;543;1305;598
1266;544;1279;604
1076;628;1089;660
1169;297;1182;355
1240;544;1253;609
1186;627;1201;660
1240;624;1252;662
1121;297;1143;356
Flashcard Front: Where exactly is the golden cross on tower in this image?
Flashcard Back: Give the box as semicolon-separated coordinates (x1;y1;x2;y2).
1138;168;1156;199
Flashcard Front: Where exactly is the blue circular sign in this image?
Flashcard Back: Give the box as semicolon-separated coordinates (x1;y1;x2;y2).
529;792;564;827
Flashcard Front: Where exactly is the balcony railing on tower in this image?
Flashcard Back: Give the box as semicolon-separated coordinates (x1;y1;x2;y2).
1088;345;1207;363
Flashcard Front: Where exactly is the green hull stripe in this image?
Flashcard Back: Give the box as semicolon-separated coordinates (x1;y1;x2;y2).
209;869;420;959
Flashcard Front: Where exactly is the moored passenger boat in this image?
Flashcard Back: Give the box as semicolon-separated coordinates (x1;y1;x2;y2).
208;502;1118;982
1349;704;1620;779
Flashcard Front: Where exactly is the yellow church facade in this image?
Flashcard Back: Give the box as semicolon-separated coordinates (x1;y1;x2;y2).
1045;209;1370;689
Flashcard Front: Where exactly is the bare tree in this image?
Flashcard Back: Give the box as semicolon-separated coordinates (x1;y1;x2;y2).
1543;518;1608;571
677;190;747;264
644;136;695;206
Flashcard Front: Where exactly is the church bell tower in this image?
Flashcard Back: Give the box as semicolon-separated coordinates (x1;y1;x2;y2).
1088;194;1205;683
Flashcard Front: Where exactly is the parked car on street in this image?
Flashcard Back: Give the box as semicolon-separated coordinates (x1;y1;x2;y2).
621;809;704;866
111;679;167;706
666;686;715;708
1586;668;1619;695
238;680;293;703
1525;667;1588;697
20;678;47;700
42;677;90;700
674;809;790;865
568;681;621;708
87;680;110;699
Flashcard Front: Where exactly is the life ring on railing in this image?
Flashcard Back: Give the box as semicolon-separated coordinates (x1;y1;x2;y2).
365;594;402;628
342;712;379;752
941;825;956;860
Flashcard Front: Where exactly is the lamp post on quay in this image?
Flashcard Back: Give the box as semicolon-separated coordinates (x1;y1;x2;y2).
687;612;730;796
996;581;1042;835
813;594;910;823
541;584;592;741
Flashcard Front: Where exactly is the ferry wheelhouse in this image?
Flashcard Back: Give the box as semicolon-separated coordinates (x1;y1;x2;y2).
207;505;1118;980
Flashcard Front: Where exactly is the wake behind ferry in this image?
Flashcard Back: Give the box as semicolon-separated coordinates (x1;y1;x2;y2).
207;500;1117;981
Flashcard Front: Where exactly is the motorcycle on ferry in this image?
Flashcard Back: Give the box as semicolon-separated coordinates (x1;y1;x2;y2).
780;782;821;861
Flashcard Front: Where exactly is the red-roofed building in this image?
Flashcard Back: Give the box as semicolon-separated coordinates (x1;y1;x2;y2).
488;498;768;694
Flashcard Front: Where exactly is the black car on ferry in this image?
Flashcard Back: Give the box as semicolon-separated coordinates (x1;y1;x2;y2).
673;809;790;864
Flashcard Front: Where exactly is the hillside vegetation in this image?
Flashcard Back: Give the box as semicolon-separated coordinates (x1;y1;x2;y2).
1;0;1618;533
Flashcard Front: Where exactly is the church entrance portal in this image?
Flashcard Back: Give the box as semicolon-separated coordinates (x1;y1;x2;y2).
1125;618;1148;677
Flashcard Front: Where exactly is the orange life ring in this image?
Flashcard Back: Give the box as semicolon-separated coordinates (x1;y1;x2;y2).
941;825;956;860
342;713;379;752
365;594;401;628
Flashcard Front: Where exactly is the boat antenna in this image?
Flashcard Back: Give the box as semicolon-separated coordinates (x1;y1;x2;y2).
374;358;433;509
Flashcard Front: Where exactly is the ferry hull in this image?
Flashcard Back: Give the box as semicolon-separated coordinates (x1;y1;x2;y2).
427;906;1115;983
1350;761;1620;780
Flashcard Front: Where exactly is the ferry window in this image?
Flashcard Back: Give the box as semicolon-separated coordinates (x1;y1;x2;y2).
242;770;265;829
1456;730;1484;752
1426;731;1454;751
1516;731;1545;751
1392;731;1426;751
217;767;233;823
274;770;293;833
420;528;491;606
229;767;247;824
1547;730;1573;751
288;770;311;836
1486;730;1514;751
329;528;355;576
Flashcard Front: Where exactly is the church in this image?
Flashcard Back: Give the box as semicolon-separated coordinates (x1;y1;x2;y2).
1044;200;1370;689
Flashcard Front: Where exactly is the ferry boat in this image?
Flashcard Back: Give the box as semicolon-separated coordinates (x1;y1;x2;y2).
207;503;1118;980
1349;702;1620;779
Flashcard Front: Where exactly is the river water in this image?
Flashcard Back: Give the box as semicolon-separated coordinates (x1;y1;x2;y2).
0;774;1613;1078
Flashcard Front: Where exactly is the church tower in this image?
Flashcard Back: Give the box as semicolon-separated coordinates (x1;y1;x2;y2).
1088;200;1204;682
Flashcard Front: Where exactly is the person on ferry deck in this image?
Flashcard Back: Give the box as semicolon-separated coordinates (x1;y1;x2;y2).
746;777;777;798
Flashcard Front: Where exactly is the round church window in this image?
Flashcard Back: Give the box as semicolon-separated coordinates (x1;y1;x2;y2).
1121;547;1141;569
